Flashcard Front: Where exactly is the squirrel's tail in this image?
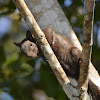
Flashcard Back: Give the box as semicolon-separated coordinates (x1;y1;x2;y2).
88;79;100;100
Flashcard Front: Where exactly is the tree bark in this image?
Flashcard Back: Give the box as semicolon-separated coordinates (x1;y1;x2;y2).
12;0;70;85
12;0;90;99
24;0;100;89
24;0;82;49
13;0;100;99
78;0;95;89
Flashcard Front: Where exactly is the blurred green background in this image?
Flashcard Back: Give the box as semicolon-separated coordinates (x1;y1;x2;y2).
0;0;100;100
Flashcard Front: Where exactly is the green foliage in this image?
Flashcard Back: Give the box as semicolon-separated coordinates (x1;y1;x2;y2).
39;62;68;100
0;0;16;15
0;0;100;100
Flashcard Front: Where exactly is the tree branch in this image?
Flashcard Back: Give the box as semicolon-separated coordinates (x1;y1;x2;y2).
12;0;98;99
12;0;71;96
78;0;95;89
12;0;89;99
24;1;100;90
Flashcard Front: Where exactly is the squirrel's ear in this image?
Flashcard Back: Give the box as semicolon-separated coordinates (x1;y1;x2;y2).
26;30;36;43
26;30;32;39
14;42;21;47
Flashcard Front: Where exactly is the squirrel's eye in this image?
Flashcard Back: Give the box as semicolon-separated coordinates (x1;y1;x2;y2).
30;44;32;46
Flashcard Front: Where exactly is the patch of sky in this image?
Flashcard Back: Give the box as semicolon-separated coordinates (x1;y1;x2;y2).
97;26;100;47
0;17;12;38
0;92;14;100
64;0;72;7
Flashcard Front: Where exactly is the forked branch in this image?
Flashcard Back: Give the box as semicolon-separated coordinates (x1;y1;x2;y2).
12;0;92;99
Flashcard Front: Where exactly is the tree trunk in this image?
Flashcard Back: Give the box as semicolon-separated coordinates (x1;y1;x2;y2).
12;0;99;99
24;0;100;88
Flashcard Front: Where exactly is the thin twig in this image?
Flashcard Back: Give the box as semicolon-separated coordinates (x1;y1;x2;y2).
78;0;95;89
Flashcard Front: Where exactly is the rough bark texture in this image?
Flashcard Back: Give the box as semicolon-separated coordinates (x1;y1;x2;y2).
15;28;91;100
12;0;100;99
15;28;100;100
12;0;70;86
78;0;95;89
24;0;100;90
12;0;89;99
24;0;82;49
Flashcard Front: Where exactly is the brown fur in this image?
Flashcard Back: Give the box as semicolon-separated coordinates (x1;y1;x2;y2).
14;28;100;100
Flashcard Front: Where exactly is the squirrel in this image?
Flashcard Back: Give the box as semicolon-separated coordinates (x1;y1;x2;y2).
14;27;100;100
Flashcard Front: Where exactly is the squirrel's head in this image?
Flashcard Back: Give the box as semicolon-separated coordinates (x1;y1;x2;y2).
14;30;38;58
